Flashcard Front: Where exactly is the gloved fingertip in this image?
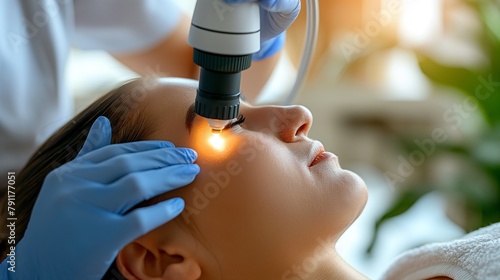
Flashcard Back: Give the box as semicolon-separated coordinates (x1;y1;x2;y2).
187;149;198;162
188;164;201;174
96;115;111;131
77;116;112;157
159;141;176;149
122;198;186;239
165;197;185;216
179;164;200;177
253;32;286;61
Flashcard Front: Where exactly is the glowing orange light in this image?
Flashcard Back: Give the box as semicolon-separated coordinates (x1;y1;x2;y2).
208;133;225;151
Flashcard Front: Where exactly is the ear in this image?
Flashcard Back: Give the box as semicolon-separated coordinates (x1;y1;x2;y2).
116;235;202;280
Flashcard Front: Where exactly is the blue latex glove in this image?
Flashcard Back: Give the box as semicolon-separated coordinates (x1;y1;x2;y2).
225;0;301;60
0;116;200;280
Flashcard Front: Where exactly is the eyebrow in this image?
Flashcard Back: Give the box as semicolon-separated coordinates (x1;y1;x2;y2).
185;103;196;133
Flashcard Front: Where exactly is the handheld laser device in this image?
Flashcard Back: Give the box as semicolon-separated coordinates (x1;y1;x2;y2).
188;0;260;133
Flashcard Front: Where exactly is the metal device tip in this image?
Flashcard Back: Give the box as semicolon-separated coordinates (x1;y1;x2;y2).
206;118;231;132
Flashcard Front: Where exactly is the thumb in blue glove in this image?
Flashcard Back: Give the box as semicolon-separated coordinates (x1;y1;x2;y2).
1;116;200;280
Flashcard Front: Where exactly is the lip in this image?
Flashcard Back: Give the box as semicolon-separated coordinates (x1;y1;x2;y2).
308;141;338;167
308;142;325;167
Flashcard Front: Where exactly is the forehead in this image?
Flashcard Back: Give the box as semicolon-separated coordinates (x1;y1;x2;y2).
140;78;198;146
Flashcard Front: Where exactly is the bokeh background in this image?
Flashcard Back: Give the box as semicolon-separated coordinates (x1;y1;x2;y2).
68;0;500;278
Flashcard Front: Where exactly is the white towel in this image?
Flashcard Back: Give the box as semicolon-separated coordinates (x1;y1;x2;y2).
380;223;500;280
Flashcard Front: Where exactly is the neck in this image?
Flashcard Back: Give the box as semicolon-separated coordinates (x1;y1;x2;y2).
284;252;368;280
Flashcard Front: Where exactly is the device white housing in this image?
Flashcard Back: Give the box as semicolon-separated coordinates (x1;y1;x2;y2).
188;0;260;55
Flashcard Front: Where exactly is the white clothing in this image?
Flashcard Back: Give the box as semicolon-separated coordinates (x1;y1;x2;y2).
0;0;181;178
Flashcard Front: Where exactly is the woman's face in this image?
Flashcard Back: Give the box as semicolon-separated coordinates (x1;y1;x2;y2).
136;78;367;277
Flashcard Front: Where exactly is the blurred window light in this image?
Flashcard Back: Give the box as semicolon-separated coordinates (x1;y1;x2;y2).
398;0;443;47
384;49;431;100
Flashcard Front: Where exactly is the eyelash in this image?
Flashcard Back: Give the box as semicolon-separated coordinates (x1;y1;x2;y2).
223;115;245;130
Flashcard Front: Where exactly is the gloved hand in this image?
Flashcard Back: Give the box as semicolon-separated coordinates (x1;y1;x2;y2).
0;116;200;280
225;0;301;60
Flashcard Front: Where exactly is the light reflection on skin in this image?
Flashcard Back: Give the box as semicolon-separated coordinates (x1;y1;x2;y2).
190;117;244;164
208;133;225;151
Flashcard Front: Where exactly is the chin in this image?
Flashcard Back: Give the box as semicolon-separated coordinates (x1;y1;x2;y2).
341;169;368;220
321;169;368;234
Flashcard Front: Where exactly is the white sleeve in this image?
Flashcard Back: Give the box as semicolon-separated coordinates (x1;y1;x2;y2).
72;0;183;54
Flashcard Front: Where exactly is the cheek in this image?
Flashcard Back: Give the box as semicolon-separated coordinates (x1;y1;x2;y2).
182;131;367;254
189;125;243;164
233;134;299;190
182;134;299;235
230;137;311;227
241;140;368;240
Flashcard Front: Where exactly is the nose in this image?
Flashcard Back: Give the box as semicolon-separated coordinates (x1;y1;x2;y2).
269;105;313;142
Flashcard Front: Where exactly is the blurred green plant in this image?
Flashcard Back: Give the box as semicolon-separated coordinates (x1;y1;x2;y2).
367;0;500;254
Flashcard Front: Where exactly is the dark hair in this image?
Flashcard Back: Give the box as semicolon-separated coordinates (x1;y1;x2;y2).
0;78;154;279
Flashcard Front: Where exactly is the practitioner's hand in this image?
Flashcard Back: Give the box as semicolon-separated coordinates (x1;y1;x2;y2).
3;116;200;280
225;0;301;60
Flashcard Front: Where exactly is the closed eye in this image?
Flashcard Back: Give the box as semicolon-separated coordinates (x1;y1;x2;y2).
223;115;245;131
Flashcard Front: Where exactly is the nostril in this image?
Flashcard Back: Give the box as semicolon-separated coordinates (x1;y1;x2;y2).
294;106;313;138
279;123;309;142
296;123;309;137
273;105;313;142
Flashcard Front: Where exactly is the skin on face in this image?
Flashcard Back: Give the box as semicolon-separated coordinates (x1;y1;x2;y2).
118;78;368;279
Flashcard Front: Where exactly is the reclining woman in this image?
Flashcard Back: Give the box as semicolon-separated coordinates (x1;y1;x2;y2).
8;77;487;280
0;77;368;279
112;78;369;279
